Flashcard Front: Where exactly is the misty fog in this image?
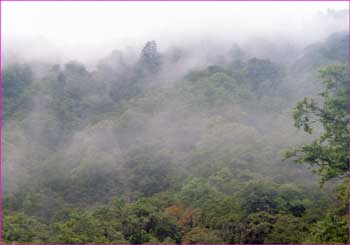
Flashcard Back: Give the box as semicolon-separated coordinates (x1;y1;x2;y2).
2;2;349;244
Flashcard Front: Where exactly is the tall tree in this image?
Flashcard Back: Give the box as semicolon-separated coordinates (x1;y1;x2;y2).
285;64;348;182
139;40;161;74
285;64;348;243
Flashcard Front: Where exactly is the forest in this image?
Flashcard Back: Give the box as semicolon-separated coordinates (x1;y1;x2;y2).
2;10;349;243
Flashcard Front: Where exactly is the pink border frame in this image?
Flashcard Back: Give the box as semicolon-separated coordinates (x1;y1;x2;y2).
0;0;349;244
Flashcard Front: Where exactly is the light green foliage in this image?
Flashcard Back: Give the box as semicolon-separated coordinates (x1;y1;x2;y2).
183;226;224;244
285;65;348;181
180;67;252;109
305;213;348;243
3;212;49;243
50;209;103;243
176;178;219;207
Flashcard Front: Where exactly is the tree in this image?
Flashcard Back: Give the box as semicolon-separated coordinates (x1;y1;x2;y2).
3;212;49;243
183;226;224;244
242;211;275;243
50;208;128;243
285;64;348;243
240;182;279;214
304;213;348;243
264;214;308;243
243;58;284;94
138;40;161;74
3;64;33;120
175;178;218;207
285;65;348;182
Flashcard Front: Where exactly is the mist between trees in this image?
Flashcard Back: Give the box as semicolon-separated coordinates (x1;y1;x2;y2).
2;9;349;243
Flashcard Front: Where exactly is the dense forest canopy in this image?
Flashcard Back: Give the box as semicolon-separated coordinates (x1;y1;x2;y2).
2;6;349;242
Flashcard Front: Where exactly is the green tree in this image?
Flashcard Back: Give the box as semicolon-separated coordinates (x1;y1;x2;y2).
49;208;127;243
285;64;348;243
138;40;162;75
3;64;33;120
3;212;49;243
243;58;284;94
285;64;348;181
265;214;308;243
242;211;275;243
305;213;348;243
183;226;224;244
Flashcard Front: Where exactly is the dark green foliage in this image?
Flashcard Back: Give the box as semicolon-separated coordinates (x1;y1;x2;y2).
240;181;308;216
3;64;33;120
264;214;308;243
125;151;178;197
243;211;275;243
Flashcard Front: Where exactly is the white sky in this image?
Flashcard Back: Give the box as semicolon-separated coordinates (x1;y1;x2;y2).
2;1;349;63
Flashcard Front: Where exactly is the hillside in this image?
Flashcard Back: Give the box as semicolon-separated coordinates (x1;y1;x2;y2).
2;33;348;244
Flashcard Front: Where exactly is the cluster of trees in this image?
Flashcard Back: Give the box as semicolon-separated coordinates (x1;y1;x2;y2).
2;178;338;244
3;32;348;243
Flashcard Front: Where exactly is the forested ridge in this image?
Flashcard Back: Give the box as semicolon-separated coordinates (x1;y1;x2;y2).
2;32;349;244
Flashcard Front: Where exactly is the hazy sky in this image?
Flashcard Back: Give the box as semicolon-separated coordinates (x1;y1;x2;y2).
2;1;348;63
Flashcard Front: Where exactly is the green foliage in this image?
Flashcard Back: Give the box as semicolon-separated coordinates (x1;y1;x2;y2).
243;57;284;94
3;212;49;243
285;65;348;181
305;213;348;244
176;178;219;207
183;226;224;244
126;153;177;196
240;181;308;216
3;64;33;120
243;211;275;243
3;35;347;244
49;208;128;243
180;68;252;109
264;214;308;243
285;64;348;243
